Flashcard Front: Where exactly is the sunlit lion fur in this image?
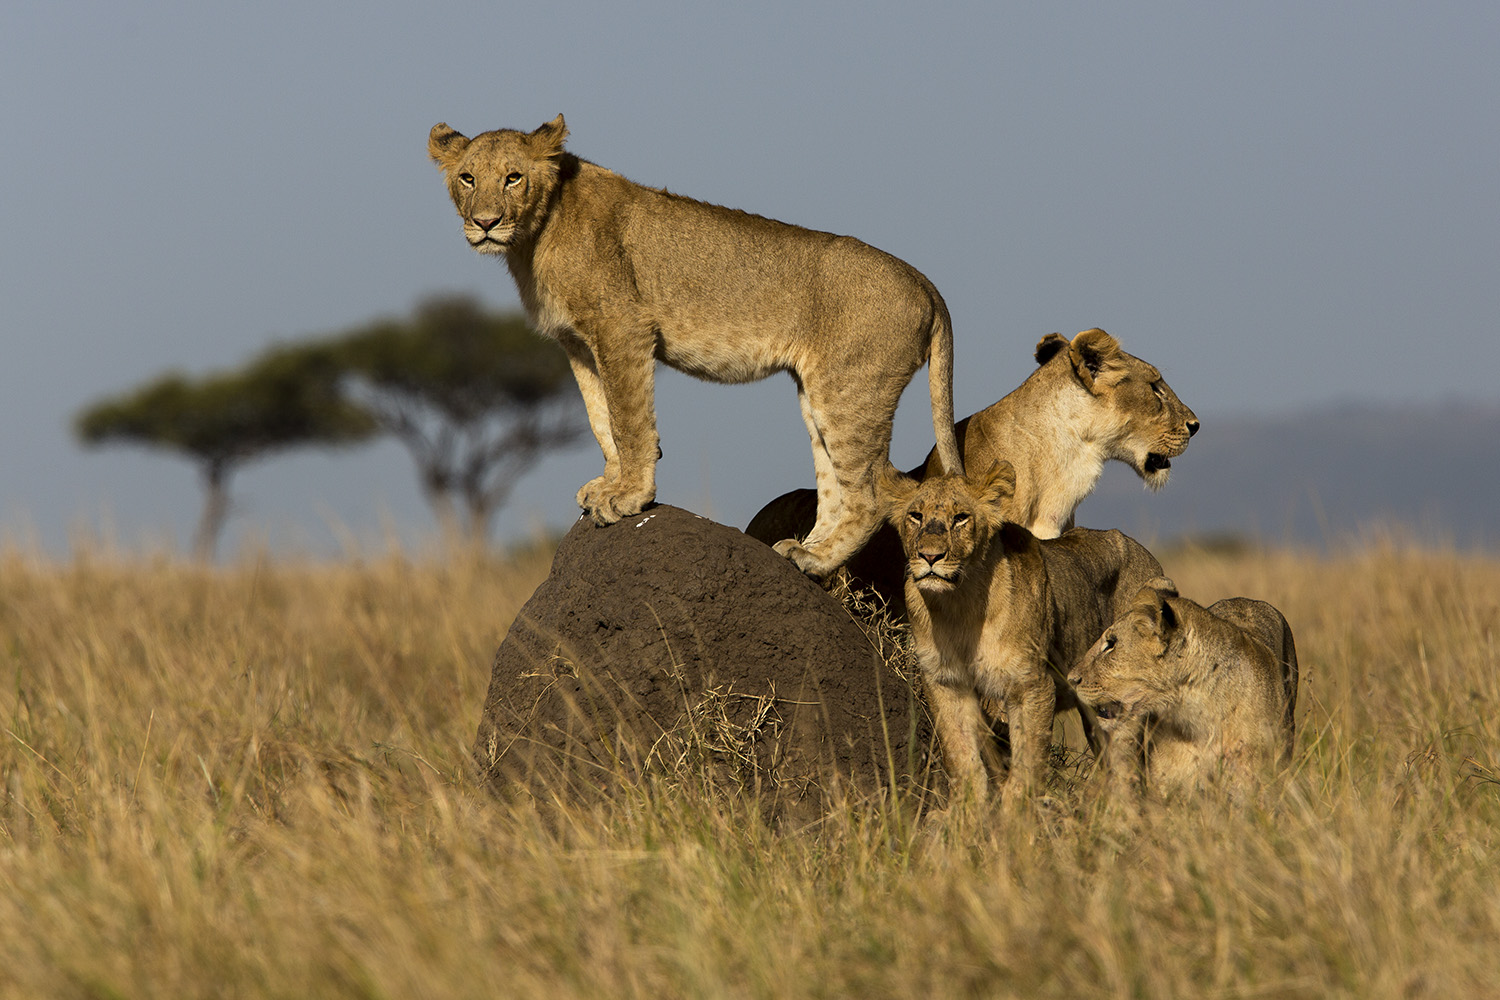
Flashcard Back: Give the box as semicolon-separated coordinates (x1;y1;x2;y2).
429;115;962;579
883;462;1163;806
746;329;1197;611
1069;579;1299;801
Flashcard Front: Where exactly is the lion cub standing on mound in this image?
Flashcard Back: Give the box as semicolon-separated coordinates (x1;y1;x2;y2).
1068;579;1299;800
884;462;1163;805
429;115;963;578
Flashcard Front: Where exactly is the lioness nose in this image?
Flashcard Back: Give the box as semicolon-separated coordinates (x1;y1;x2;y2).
1186;419;1200;437
473;216;502;232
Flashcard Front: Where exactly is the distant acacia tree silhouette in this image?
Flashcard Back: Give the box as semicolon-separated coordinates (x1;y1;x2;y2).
329;295;587;542
75;348;377;559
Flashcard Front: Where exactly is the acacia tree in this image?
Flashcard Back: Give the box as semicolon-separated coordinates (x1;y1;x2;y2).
329;295;588;542
75;348;377;560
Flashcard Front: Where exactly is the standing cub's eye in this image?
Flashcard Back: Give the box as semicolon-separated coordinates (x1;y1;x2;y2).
1100;635;1116;654
457;173;475;188
907;511;923;525
951;512;970;526
504;172;523;187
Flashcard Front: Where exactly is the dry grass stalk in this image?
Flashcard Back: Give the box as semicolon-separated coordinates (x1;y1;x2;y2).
1;540;1497;997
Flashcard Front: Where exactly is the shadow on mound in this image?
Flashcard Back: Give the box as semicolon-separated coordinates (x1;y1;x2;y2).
473;504;940;825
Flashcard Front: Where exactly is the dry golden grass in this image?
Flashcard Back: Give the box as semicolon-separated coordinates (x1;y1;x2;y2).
2;538;1498;998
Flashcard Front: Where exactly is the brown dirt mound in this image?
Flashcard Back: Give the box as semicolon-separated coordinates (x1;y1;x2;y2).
473;504;938;824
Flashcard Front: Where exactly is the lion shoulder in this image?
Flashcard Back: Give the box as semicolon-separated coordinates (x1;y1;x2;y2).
1038;527;1164;618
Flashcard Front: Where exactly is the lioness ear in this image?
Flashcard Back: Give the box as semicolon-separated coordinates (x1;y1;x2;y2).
973;460;1016;507
1034;333;1069;366
428;123;470;169
1069;328;1122;393
530;114;569;156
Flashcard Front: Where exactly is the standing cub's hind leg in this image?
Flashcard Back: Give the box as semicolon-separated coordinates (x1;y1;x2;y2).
773;378;898;578
773;470;881;578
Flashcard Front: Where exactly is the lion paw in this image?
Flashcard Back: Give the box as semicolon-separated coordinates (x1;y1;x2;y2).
772;538;837;579
577;477;653;526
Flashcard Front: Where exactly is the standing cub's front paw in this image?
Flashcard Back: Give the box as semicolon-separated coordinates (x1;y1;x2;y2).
577;476;654;526
575;477;613;523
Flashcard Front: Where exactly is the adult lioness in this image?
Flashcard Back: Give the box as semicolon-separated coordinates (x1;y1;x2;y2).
429;115;963;578
884;462;1164;805
747;328;1197;608
1067;579;1299;800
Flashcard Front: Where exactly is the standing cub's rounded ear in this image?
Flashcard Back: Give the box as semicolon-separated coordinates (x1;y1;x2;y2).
428;123;471;168
530;114;569;155
1068;328;1122;392
1034;333;1069;366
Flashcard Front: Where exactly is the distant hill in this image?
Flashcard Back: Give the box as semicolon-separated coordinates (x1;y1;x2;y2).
1073;401;1500;551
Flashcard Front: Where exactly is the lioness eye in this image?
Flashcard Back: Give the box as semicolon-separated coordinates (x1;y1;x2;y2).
504;172;523;187
1101;635;1116;654
907;511;923;525
458;173;474;187
952;512;970;526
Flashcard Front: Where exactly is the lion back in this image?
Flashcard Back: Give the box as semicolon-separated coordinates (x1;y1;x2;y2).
1040;527;1164;661
1206;597;1300;755
1045;527;1164;619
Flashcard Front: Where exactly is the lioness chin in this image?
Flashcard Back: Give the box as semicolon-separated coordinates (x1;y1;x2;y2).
429;115;963;578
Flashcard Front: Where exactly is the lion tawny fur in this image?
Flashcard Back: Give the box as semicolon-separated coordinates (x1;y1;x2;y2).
429;115;962;578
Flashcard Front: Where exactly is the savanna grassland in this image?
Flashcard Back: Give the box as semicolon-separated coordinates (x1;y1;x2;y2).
1;539;1497;999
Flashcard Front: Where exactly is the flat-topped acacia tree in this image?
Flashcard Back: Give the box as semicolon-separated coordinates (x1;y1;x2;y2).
328;295;588;543
75;348;377;560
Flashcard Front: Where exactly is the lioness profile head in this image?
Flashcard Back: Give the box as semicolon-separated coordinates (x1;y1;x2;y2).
1068;578;1191;722
1033;329;1198;490
882;463;1016;594
428;115;570;255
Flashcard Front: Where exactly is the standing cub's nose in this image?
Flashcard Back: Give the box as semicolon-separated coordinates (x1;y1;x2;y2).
1187;419;1200;437
473;216;501;231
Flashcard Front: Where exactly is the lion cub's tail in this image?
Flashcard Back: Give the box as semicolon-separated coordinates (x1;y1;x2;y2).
928;299;964;477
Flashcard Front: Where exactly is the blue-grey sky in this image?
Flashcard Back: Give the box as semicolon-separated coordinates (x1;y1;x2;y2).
4;1;1497;556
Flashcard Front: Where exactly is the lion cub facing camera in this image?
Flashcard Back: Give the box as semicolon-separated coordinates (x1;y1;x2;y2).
429;115;963;578
883;462;1163;806
1068;579;1299;800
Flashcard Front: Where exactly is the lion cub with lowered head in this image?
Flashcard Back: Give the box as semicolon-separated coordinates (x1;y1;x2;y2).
747;328;1198;610
429;115;963;578
884;462;1164;805
1067;579;1298;800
